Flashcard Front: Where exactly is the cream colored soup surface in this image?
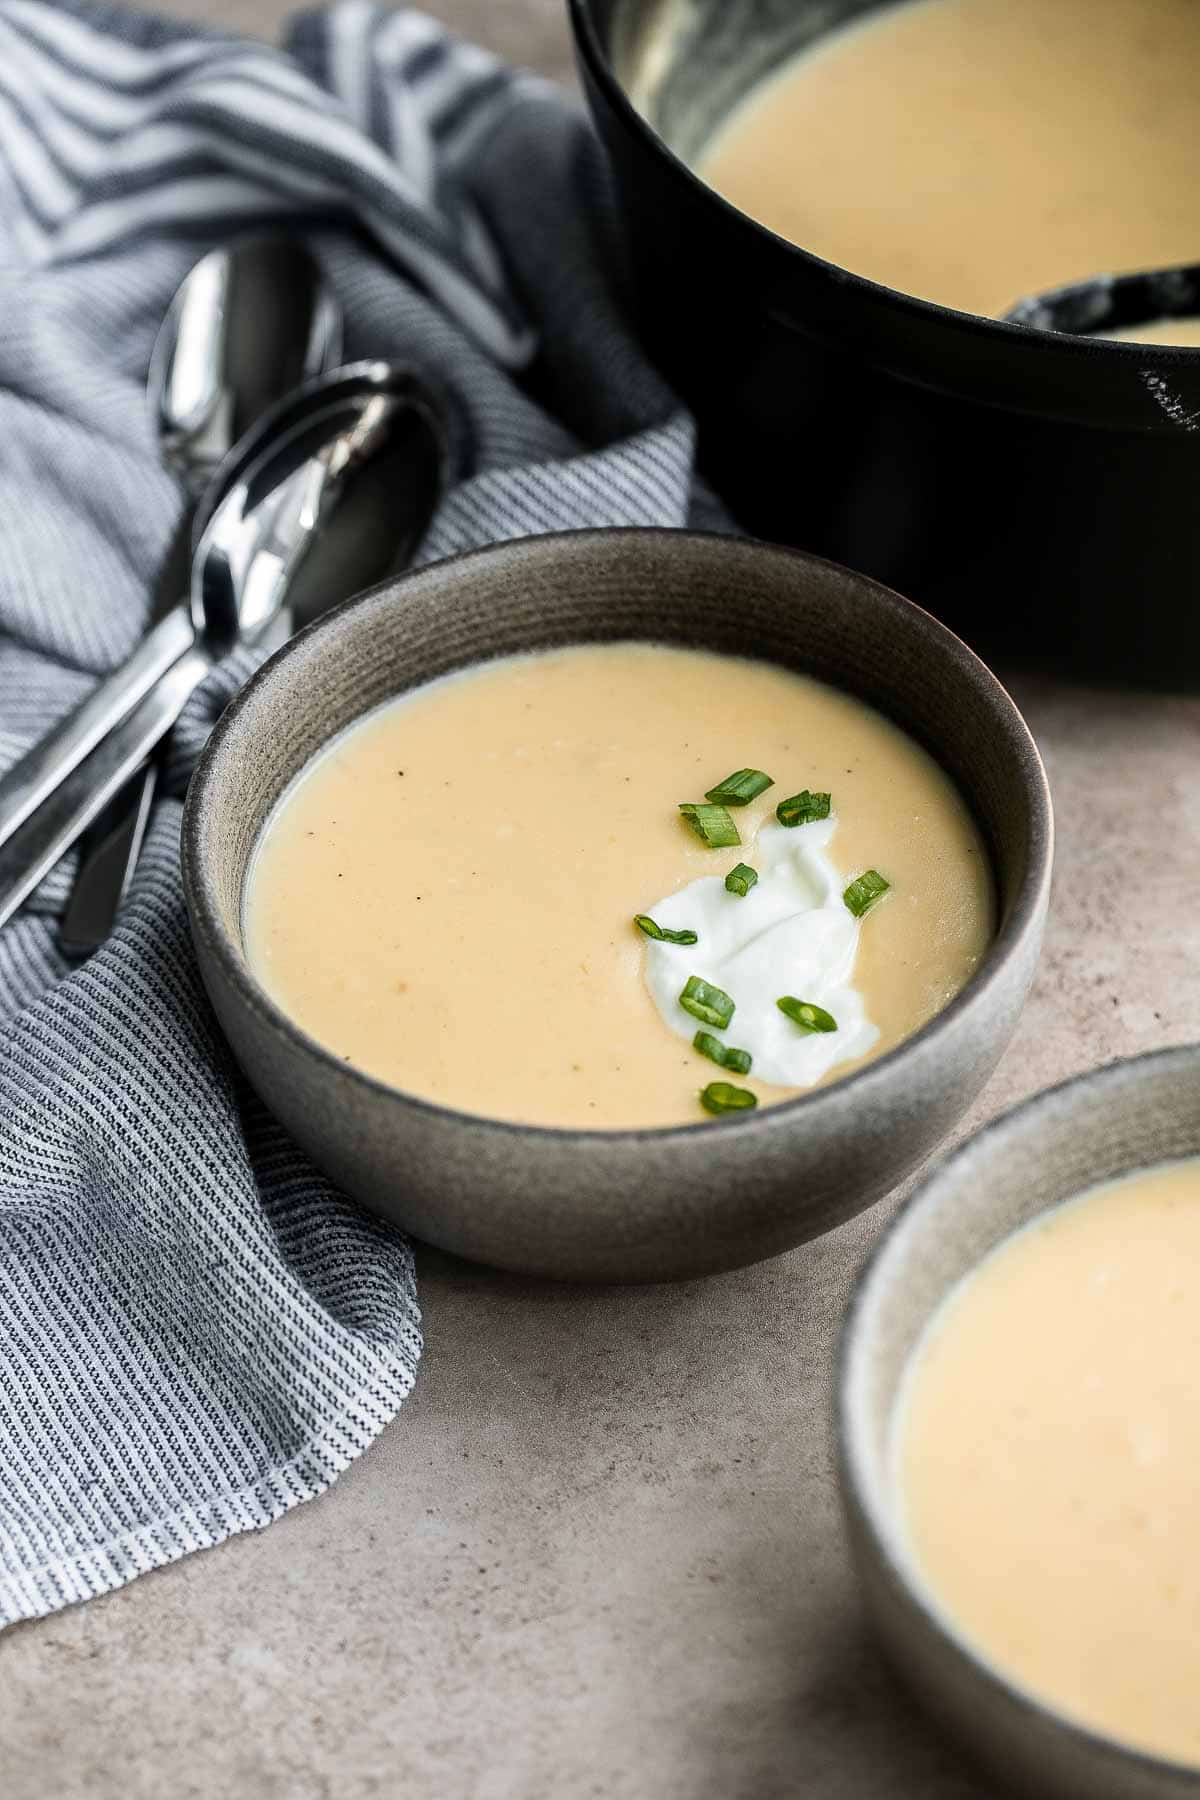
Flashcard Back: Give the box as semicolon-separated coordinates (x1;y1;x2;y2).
898;1159;1200;1767
698;0;1200;320
244;644;991;1130
1102;317;1200;348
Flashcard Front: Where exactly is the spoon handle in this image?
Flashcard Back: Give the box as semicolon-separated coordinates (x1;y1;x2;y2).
56;759;161;957
58;506;198;956
0;643;212;933
0;605;196;854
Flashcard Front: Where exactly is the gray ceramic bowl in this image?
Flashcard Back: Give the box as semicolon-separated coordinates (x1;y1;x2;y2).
182;529;1052;1282
839;1045;1200;1799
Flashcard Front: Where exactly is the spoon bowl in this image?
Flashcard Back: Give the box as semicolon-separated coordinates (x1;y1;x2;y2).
151;237;343;497
190;363;447;650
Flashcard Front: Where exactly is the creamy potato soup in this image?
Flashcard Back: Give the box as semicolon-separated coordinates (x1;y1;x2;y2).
698;0;1200;320
1102;318;1200;348
898;1159;1200;1766
245;644;991;1130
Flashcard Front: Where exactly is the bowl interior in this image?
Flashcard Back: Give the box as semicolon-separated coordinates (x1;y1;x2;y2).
843;1043;1200;1596
189;533;1044;1012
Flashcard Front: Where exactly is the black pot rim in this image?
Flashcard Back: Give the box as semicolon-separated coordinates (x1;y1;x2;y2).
566;0;1200;410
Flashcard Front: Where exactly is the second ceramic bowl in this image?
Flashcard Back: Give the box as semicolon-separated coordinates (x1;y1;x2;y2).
182;529;1052;1281
839;1046;1200;1799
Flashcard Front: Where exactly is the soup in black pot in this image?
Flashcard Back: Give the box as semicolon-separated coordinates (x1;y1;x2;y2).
572;0;1200;685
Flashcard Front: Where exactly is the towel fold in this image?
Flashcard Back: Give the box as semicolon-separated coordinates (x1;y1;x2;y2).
0;0;716;1624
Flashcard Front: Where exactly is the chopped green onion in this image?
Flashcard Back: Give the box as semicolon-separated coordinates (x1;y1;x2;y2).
776;789;831;828
777;996;839;1034
693;1031;752;1076
679;803;741;849
679;975;735;1030
700;1081;758;1117
704;768;774;807
843;869;891;917
634;914;698;946
724;862;758;898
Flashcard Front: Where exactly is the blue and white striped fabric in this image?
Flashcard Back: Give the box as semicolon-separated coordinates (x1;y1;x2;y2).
0;0;714;1624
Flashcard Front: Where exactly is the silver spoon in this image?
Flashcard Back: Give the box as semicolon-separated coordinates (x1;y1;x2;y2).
153;236;342;494
0;361;447;933
59;238;343;955
0;243;343;869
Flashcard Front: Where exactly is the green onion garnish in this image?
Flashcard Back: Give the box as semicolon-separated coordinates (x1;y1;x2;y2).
693;1031;752;1076
679;975;735;1030
679;803;741;848
776;789;831;828
724;862;758;898
777;996;838;1034
704;768;773;807
843;870;891;917
634;914;698;946
700;1081;758;1117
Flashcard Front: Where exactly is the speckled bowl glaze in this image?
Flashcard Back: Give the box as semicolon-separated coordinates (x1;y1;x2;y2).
182;529;1052;1282
838;1045;1200;1798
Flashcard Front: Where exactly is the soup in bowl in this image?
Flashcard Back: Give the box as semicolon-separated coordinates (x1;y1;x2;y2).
182;530;1051;1281
839;1046;1200;1798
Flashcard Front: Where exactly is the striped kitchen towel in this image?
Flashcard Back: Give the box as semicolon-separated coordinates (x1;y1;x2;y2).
0;0;719;1624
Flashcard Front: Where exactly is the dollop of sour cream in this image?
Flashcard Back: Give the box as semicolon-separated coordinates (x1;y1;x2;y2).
641;816;880;1088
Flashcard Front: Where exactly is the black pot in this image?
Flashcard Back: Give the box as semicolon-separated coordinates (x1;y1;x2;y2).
568;0;1200;686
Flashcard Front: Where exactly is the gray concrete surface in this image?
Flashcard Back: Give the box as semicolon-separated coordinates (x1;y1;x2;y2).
6;3;1198;1796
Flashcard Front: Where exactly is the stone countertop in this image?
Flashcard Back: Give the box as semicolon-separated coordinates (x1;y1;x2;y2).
7;5;1199;1798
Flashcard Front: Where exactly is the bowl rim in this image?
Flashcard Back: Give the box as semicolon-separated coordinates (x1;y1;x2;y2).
837;1041;1200;1788
565;0;1200;370
182;526;1053;1148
